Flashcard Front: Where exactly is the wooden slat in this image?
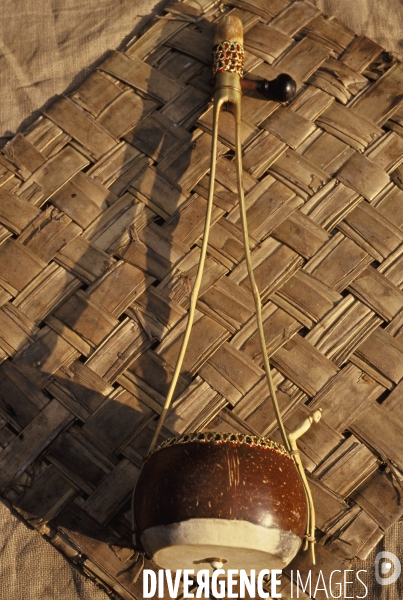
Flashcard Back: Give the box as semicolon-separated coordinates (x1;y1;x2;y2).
348;266;403;321
87;141;142;187
17;145;89;204
270;1;320;37
337;153;390;201
24;117;70;158
0;303;37;357
302;15;355;55
56;236;115;284
0;187;40;234
316;102;383;151
0;239;46;293
351;63;403;125
227;0;288;20
84;317;151;382
276;270;341;325
83;388;152;456
352;470;403;531
159;311;230;376
233;303;301;362
13;327;79;388
47;361;113;421
271;334;338;396
309;58;367;104
132;286;186;340
306;232;372;292
14;464;75;524
339;200;403;259
230;237;303;301
340;35;383;72
97;90;157;138
314;435;379;496
0;399;73;491
303;132;353;175
3;133;46;176
242;131;287;178
307;296;381;366
161;85;209;127
272;211;330;259
283;406;344;472
83;191;146;250
12;264;80;324
165;376;225;435
303;182;361;230
198;106;259;151
82;458;139;525
352;403;403;471
19;208;82;264
45;97;117;159
276;37;330;82
261;106;316;150
200;342;263;405
50;171;116;229
324;505;381;560
88;260;151;317
53;290;118;347
124;111;191;162
0;362;45;430
48;428;114;494
244;24;293;64
162;26;210;65
311;363;384;432
367;131;403;172
269;148;330;200
70;71;122;116
129;166;188;219
100;51;185;104
354;327;403;385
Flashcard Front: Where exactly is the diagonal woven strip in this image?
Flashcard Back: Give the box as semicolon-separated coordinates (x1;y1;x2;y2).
0;0;403;598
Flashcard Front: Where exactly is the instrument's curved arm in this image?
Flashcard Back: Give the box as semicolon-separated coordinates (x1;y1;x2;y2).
289;409;322;564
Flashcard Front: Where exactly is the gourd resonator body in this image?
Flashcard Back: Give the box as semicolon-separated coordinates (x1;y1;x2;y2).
134;433;307;573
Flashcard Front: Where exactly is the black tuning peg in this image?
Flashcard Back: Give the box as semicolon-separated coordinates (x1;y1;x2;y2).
241;73;297;102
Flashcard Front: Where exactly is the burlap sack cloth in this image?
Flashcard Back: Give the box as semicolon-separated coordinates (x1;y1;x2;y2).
1;1;403;598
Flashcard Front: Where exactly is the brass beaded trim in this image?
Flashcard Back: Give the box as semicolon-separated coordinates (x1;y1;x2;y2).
212;41;244;78
153;431;290;458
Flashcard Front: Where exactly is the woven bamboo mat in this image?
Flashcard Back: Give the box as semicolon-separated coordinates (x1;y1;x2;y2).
1;0;403;598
